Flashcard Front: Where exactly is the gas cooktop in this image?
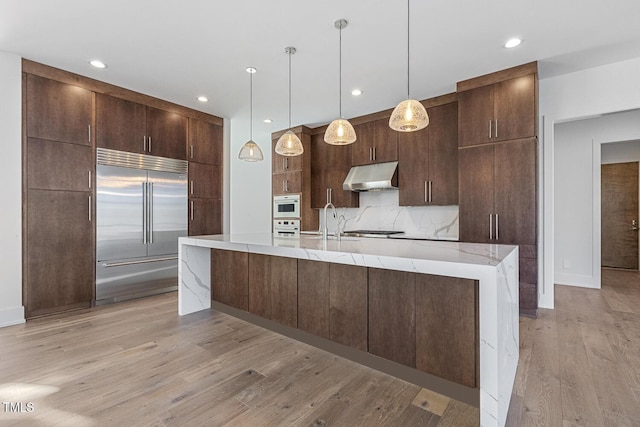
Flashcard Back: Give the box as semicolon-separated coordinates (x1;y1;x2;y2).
342;230;404;238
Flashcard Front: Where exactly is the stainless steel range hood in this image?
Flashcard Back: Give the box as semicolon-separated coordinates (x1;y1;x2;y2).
343;161;398;192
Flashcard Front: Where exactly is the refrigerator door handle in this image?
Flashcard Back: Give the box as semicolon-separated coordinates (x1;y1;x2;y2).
142;182;147;244
149;182;154;244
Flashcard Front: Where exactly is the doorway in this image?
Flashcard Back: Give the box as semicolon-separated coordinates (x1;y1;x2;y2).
601;161;639;269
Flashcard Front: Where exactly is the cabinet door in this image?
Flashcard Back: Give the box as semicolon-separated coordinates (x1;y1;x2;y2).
368;268;416;368
310;133;357;209
26;74;92;146
188;198;221;236
398;126;429;206
494;138;537;245
248;254;297;327
416;275;477;388
272;171;302;195
297;260;330;339
329;264;367;351
27;138;93;191
350;121;375;166
372;118;398;163
494;75;536;142
96;93;146;154
272;139;303;173
189;163;221;199
458;85;493;147
427;102;459;205
211;249;248;310
188;118;222;165
26;190;94;317
146;107;187;160
458;145;494;243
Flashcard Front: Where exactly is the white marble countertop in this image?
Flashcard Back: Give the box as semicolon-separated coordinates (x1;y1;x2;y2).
180;233;516;279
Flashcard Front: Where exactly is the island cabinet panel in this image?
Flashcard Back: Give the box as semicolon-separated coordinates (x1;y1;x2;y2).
211;249;248;311
415;275;478;388
398;101;458;206
310;133;358;209
96;93;147;154
26;190;94;317
329;263;368;351
351;118;398;166
26;74;92;146
297;260;330;339
188;118;222;165
248;254;297;328
368;268;416;368
458;74;536;147
26;138;93;191
96;93;187;159
272;171;302;196
188;198;222;236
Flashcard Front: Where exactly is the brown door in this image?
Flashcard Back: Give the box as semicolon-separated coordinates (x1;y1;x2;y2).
458;144;495;243
145;107;187;159
188;118;222;165
427;102;459;205
398;124;429;206
602;162;639;269
493;75;536;142
457;85;494;147
96;93;146;154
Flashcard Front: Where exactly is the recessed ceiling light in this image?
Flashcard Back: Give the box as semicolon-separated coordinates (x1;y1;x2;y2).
504;38;522;49
351;89;363;96
89;59;107;69
197;96;209;103
263;119;272;124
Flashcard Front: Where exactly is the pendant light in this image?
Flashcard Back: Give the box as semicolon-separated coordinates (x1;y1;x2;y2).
238;67;264;162
275;47;304;157
324;19;357;145
389;0;429;132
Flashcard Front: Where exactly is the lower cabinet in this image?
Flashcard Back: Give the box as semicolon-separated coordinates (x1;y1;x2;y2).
26;189;94;317
248;254;297;328
298;260;367;351
211;249;248;310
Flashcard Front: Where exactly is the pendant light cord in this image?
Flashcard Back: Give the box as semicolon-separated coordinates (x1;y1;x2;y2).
288;50;292;129
249;71;253;140
339;23;343;119
407;0;410;99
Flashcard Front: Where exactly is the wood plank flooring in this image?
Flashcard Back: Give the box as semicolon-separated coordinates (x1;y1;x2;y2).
0;294;477;426
2;267;639;426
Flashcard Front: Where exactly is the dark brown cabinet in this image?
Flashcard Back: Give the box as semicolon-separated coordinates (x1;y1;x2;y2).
248;254;297;328
398;102;458;206
298;260;367;351
26;190;94;317
189;198;222;236
27;138;93;192
188;163;221;199
272;171;302;196
188;118;222;165
368;268;416;368
96;93;187;159
272;139;303;174
351;118;398;166
458;74;536;147
26;74;92;146
211;249;248;310
416;275;477;388
310;133;358;209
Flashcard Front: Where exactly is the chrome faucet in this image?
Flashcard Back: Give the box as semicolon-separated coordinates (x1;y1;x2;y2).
322;202;336;240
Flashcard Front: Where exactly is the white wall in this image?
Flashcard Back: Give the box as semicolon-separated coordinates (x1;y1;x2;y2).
0;51;24;327
601;140;640;164
554;111;640;289
540;56;640;308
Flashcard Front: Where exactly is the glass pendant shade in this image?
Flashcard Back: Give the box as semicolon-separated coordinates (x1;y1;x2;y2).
389;99;429;132
275;130;304;156
324;118;357;145
238;140;264;162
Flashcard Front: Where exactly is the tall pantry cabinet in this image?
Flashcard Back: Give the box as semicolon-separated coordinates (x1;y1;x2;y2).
457;62;538;316
22;60;224;318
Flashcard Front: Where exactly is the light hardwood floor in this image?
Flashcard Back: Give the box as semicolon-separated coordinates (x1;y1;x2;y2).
2;268;639;426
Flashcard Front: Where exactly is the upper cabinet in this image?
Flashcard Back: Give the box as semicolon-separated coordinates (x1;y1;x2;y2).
188;118;223;165
272;139;304;174
96;93;187;159
351;118;398;166
310;133;358;209
398;100;458;206
458;73;536;147
26;74;92;146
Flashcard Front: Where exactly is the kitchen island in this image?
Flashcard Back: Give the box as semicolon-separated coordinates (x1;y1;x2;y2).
178;233;518;427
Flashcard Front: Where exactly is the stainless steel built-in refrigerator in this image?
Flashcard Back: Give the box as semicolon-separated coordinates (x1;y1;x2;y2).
95;148;188;303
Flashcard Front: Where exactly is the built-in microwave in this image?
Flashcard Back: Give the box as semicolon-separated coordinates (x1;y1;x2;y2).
273;194;300;218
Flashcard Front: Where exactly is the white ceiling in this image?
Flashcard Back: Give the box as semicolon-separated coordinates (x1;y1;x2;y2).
2;0;640;132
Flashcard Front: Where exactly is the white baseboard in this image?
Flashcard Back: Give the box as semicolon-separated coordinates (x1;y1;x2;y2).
0;306;25;328
554;273;600;289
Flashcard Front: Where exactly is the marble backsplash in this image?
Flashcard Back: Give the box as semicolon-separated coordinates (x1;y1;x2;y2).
318;190;459;240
